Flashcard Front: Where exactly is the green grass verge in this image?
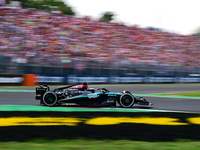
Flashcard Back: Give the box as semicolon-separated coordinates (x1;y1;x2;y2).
159;91;200;97
0;139;200;150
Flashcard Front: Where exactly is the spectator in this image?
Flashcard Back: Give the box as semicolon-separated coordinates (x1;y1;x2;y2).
0;6;199;69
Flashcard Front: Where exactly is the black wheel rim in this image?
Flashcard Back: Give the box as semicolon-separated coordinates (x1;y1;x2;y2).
121;95;133;107
44;93;56;105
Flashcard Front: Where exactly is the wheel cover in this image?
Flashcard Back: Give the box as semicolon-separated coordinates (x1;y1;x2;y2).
120;94;134;108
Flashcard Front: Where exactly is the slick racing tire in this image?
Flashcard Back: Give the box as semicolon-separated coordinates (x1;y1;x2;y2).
42;91;57;106
119;93;134;108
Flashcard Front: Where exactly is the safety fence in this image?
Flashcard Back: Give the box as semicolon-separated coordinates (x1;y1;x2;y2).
1;55;200;77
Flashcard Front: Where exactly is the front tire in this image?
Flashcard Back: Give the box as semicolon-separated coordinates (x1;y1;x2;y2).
119;93;134;108
42;91;57;106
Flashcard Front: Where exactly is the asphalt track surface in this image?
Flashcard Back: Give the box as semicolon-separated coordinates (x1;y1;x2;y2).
1;84;200;113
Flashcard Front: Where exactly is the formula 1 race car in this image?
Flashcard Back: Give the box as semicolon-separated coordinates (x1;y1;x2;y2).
35;83;152;108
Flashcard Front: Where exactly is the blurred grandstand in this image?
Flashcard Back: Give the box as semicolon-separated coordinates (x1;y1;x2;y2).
0;5;200;76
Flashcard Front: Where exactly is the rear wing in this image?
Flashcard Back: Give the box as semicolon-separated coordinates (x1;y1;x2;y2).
35;84;50;100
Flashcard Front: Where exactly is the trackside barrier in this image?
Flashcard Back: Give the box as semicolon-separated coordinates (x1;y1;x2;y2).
0;74;23;85
37;74;200;85
23;74;38;86
1;74;200;86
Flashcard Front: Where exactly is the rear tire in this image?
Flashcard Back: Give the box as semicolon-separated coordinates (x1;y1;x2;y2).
119;93;134;108
42;91;57;106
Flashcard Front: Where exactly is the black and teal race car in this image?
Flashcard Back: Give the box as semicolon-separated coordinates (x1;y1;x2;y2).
35;83;152;107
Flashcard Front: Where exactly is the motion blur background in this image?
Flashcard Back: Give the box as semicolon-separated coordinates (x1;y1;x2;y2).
0;0;200;77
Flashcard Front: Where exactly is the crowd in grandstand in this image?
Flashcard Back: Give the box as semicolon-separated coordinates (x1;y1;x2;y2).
0;6;200;69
